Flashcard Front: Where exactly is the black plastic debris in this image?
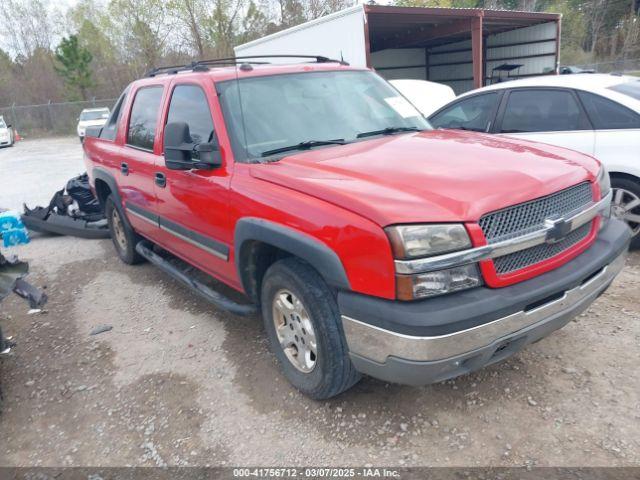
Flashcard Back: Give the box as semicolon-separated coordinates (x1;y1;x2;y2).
0;252;48;354
12;278;48;309
21;173;110;239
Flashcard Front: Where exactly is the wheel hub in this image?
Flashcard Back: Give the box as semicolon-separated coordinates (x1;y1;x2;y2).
611;187;640;236
272;289;317;373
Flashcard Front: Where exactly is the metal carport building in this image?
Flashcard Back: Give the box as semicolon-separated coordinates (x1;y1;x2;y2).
235;5;562;94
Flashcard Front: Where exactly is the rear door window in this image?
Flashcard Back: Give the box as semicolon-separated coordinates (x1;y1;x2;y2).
127;86;164;150
429;93;500;132
500;89;589;133
165;84;215;145
577;90;640;129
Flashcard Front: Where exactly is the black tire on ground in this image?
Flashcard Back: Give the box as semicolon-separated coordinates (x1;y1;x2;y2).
260;257;361;400
611;176;640;249
105;195;145;264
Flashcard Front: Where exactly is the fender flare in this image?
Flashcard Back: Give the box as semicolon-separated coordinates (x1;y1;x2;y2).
92;167;122;205
234;218;351;294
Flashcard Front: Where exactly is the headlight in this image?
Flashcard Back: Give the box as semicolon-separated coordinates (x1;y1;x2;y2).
597;166;612;230
386;223;482;300
597;165;610;199
386;224;471;259
396;264;482;300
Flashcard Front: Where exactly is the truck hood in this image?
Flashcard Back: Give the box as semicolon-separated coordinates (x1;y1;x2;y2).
250;130;600;226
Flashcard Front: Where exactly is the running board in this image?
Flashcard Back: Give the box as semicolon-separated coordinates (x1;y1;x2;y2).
135;241;256;316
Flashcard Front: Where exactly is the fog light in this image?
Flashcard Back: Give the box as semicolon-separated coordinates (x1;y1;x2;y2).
396;264;483;300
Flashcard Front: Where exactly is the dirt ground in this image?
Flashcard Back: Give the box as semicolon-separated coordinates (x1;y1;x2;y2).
0;139;639;468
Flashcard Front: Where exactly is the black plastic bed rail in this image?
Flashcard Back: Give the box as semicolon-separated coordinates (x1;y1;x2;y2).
146;54;349;77
135;241;256;316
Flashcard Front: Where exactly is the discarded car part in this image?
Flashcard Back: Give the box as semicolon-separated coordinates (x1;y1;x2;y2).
0;253;28;302
0;252;48;354
21;211;109;239
21;173;109;239
135;241;257;316
12;278;48;309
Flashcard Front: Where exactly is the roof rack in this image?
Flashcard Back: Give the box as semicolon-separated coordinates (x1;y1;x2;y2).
145;55;349;78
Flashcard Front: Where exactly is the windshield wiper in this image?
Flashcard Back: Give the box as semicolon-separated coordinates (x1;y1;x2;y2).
356;126;421;139
261;139;346;157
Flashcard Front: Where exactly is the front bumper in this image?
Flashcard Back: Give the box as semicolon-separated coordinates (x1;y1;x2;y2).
339;218;631;386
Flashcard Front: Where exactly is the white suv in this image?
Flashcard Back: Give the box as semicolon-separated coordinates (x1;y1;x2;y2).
0;116;14;147
428;74;640;242
77;108;110;142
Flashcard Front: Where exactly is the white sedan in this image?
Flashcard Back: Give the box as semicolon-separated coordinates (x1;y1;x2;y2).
428;74;640;242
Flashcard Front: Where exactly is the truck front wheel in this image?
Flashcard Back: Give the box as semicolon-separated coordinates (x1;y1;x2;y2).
260;258;361;399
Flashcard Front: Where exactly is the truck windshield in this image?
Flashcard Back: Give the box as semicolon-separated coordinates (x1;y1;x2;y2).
0;118;6;128
217;70;431;161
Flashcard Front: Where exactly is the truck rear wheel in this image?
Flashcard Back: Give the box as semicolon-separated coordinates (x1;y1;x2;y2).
260;257;360;399
105;195;144;265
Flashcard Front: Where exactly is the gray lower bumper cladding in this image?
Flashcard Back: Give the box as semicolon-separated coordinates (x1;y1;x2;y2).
339;219;630;386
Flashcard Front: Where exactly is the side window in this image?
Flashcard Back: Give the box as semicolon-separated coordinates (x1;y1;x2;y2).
126;86;164;150
500;89;588;133
577;90;640;130
429;93;499;132
100;87;129;141
165;85;215;145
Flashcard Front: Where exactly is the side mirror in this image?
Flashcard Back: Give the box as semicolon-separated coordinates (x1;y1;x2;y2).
6;124;12;128
164;122;221;170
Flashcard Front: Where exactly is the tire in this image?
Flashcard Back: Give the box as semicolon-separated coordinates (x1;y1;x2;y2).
611;177;640;248
105;195;145;264
260;258;361;399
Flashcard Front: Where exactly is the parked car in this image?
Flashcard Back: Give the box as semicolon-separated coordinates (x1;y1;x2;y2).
560;66;596;74
77;108;110;142
0;116;14;147
83;58;629;399
389;79;456;117
428;74;640;243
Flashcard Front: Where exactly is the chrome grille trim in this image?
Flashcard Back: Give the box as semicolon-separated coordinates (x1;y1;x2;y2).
394;189;611;275
479;183;593;243
493;222;592;274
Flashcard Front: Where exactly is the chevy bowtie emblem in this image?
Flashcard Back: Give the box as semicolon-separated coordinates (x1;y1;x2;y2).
545;217;572;244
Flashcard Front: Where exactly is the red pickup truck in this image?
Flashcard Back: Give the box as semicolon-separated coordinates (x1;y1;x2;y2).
83;57;630;399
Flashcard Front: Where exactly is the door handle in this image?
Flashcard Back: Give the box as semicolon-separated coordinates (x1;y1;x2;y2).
155;172;166;188
121;162;129;175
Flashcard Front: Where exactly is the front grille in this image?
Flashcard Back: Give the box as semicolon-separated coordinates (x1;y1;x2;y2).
493;222;592;274
479;183;593;243
479;183;594;275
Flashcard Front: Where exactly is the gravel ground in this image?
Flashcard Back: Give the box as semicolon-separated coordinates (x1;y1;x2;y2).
0;138;639;468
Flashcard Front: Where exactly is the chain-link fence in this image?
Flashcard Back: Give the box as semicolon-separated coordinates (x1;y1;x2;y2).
572;57;640;75
0;98;117;139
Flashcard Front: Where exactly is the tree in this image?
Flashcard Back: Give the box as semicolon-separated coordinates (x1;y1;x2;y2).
54;35;94;100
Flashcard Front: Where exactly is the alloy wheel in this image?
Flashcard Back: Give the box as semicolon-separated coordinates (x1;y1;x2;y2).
272;289;317;373
111;208;128;251
611;187;640;236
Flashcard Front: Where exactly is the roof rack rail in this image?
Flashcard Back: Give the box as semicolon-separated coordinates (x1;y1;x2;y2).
145;54;349;77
